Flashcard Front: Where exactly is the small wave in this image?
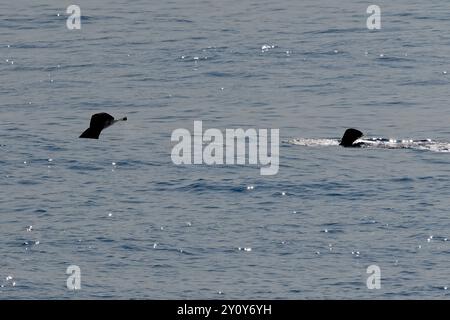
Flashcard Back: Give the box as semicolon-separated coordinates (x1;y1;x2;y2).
286;138;450;153
285;138;339;146
417;143;450;153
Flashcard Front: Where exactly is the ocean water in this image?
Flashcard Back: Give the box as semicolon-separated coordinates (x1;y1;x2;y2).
1;0;450;299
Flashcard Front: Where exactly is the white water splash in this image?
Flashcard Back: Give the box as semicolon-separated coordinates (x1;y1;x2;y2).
286;138;339;146
286;137;450;153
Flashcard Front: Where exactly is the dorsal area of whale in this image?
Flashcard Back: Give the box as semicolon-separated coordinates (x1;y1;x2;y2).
339;128;364;147
286;129;449;152
79;112;127;139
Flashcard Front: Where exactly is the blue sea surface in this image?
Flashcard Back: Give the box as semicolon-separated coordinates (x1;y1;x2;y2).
1;0;450;299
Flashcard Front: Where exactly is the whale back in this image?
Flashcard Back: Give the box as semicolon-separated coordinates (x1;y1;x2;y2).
340;128;363;147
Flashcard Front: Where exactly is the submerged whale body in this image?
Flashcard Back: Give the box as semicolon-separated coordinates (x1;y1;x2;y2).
79;113;127;139
287;129;450;152
339;128;364;147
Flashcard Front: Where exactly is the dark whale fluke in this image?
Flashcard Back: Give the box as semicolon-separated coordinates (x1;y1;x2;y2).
340;128;363;147
79;113;127;139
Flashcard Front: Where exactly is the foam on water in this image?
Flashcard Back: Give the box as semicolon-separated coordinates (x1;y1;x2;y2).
286;137;450;152
286;138;340;146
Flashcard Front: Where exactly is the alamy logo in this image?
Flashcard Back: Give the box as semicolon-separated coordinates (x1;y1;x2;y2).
66;5;81;30
171;121;279;175
66;265;81;290
366;5;381;30
366;265;381;289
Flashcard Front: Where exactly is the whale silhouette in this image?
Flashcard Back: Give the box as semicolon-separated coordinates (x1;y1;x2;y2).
339;128;364;147
79;113;127;139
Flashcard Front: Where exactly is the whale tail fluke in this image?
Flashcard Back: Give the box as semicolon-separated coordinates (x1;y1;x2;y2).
340;128;363;147
115;116;127;123
79;127;101;139
79;112;126;139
